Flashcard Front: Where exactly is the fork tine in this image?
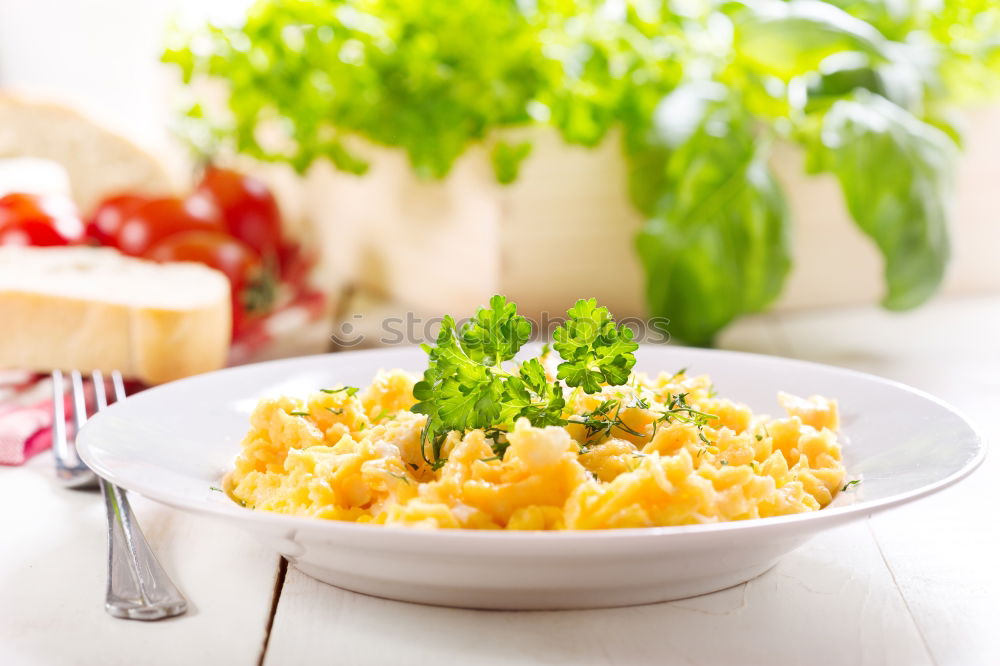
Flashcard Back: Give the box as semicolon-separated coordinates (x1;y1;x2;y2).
51;370;70;462
70;370;89;432
111;370;127;403
57;370;99;489
92;370;108;410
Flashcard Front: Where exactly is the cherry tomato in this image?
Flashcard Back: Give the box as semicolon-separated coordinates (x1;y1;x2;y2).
276;240;317;289
196;166;282;264
113;194;225;256
146;229;258;291
144;230;275;340
0;193;84;246
86;194;149;246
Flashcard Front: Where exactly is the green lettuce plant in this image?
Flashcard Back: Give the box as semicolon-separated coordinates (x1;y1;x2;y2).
165;0;1000;345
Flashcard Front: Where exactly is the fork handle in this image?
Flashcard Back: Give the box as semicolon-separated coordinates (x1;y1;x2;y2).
101;479;188;620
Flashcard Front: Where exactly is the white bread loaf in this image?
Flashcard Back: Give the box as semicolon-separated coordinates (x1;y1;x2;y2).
0;95;175;212
0;247;231;384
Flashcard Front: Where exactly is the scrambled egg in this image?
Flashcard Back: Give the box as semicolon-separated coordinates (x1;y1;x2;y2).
226;367;845;529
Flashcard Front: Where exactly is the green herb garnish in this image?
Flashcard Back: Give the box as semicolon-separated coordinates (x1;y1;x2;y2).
289;411;310;417
842;479;862;491
411;296;637;467
571;398;646;445
321;386;359;397
552;299;639;393
655;393;717;428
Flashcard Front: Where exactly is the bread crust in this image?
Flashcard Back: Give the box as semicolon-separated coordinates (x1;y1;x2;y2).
131;303;231;384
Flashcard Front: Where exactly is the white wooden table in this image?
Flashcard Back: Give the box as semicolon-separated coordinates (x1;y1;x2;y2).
3;295;997;666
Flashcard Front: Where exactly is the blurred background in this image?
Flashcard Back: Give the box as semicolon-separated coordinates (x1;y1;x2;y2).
2;0;999;360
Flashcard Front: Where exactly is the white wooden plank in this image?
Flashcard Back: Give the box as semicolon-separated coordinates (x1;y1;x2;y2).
774;294;1000;665
866;463;1000;666
0;454;281;666
264;521;930;666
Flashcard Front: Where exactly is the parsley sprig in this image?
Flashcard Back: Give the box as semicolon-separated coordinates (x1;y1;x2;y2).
411;296;638;466
553;299;639;392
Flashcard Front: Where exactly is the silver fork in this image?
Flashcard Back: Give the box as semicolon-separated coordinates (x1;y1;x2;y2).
52;369;188;620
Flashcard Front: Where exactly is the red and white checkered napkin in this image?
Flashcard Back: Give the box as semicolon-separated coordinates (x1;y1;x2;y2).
0;371;60;465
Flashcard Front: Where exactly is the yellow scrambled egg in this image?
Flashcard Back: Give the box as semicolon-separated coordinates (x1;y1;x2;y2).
226;367;845;529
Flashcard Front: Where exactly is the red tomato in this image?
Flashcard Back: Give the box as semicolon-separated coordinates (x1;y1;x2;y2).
86;194;149;246
0;193;84;246
144;230;275;340
114;195;225;256
276;241;315;289
196;166;282;264
146;229;259;291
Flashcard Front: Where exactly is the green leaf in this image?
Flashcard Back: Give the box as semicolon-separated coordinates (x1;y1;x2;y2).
320;386;360;396
734;0;890;81
460;294;532;366
512;358;566;426
633;83;791;347
517;357;550;396
491;141;533;185
552;298;638;393
806;91;957;310
325;141;370;176
412;315;503;456
806;66;887;112
625;138;671;217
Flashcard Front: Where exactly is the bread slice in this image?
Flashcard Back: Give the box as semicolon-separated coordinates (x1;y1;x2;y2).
0;247;231;384
0;95;175;212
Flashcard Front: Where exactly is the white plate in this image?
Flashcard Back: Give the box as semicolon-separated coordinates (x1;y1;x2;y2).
77;345;984;609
